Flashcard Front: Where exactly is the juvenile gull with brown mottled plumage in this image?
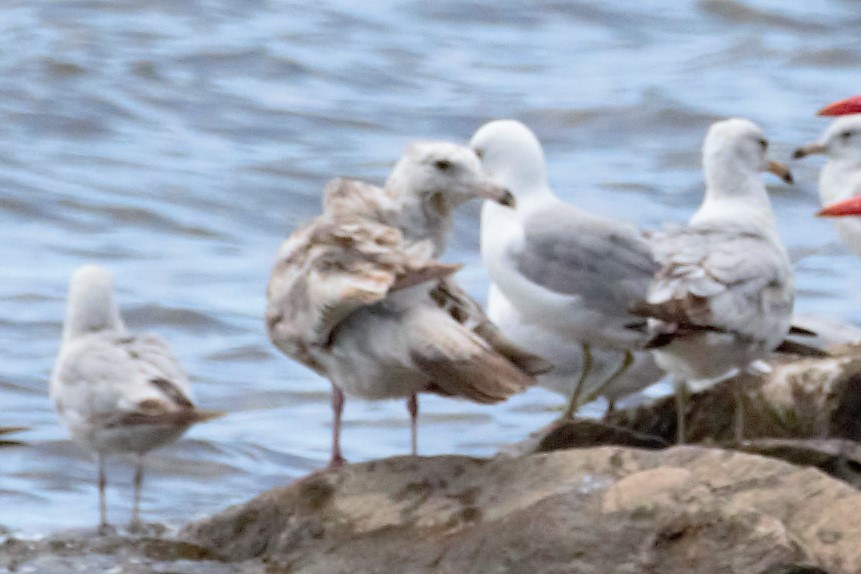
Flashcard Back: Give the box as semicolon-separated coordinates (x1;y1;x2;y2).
266;142;549;468
51;264;222;533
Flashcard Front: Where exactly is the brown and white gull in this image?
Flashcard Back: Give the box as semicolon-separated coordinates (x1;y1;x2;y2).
266;142;548;468
51;265;222;533
635;118;794;443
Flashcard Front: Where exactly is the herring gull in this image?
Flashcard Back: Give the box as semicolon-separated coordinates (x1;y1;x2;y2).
635;118;794;444
266;142;548;468
51;265;222;532
470;119;662;419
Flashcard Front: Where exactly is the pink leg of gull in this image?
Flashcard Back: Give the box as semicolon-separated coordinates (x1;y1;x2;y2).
328;384;346;469
407;393;418;456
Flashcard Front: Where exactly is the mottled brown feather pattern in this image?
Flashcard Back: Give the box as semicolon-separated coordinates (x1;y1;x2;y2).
430;278;553;376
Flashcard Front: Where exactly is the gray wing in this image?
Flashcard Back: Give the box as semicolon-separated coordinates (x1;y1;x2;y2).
52;332;213;428
514;204;657;313
639;223;793;340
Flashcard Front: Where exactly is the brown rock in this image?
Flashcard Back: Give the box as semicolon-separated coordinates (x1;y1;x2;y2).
606;348;861;444
181;447;861;573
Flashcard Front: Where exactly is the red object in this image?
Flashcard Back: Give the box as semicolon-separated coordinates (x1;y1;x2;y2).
818;95;861;116
818;196;861;217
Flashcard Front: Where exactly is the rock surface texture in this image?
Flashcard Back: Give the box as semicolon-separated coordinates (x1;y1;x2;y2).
182;447;861;574
608;349;861;444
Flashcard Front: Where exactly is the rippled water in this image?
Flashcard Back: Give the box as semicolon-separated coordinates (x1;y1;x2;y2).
2;0;861;535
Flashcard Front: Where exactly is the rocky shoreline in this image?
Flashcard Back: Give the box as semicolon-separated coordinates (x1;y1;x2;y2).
4;347;861;573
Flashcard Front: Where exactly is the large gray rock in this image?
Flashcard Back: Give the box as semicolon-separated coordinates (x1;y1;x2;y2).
181;446;861;574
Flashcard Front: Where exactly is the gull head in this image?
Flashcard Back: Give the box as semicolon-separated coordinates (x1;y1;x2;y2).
703;118;793;185
793;115;861;163
469;120;548;198
63;264;126;341
386;141;514;213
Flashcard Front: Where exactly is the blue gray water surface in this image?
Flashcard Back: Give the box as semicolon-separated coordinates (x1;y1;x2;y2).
1;0;861;534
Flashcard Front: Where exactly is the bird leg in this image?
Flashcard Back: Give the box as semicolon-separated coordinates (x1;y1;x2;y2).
407;393;419;456
328;384;346;469
674;378;689;445
97;453;110;535
592;350;634;413
561;342;593;419
732;378;746;444
130;454;144;533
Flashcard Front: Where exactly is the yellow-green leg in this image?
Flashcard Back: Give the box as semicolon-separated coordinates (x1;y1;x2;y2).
592;350;634;404
732;379;746;444
675;378;688;445
561;343;592;419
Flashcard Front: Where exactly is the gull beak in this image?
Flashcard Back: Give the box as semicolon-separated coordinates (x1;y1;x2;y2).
792;143;828;159
767;160;794;184
817;196;861;217
818;95;861;117
476;180;516;208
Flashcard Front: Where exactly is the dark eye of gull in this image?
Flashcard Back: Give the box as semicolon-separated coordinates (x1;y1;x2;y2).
758;138;768;150
840;130;853;141
435;159;452;171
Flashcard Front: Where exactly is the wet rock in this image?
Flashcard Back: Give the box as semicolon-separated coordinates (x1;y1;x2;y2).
737;438;861;488
182;447;861;573
0;527;264;573
499;417;668;458
606;348;861;445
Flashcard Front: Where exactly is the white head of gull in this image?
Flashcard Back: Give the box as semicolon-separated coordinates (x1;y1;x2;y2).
51;264;222;533
637;118;794;444
794;115;861;257
470;119;664;419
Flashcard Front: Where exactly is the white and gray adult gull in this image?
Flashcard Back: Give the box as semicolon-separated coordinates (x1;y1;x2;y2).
635;118;794;444
794;115;861;257
470;119;663;418
266;142;549;469
51;265;222;533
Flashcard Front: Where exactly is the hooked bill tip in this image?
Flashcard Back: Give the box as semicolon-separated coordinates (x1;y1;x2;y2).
499;189;516;208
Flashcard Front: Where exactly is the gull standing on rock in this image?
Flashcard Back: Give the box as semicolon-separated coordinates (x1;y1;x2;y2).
794;115;861;257
634;119;794;444
266;142;549;468
470;119;663;419
51;265;222;533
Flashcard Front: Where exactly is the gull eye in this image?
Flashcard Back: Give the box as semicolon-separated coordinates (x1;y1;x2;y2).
840;130;853;141
434;159;452;171
758;138;768;150
474;149;484;159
